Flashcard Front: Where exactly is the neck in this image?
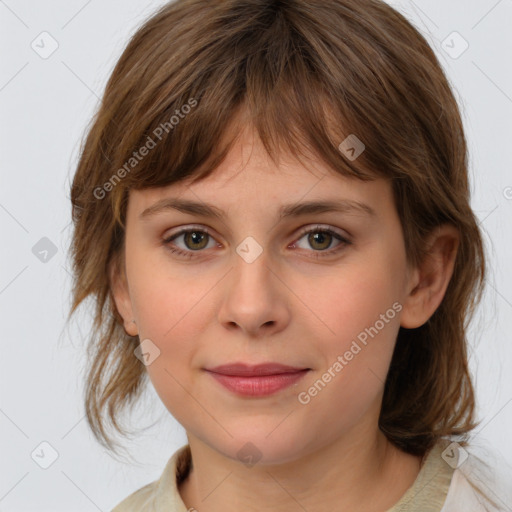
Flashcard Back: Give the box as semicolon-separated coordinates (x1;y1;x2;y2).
178;425;421;512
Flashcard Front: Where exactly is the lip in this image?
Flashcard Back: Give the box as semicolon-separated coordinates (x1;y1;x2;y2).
206;363;308;376
204;363;310;397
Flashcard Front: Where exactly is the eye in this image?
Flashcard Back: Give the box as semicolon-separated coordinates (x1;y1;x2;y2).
162;226;218;259
290;225;351;258
162;224;351;260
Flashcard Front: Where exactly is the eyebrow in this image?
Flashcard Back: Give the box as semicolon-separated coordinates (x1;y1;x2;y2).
139;197;376;221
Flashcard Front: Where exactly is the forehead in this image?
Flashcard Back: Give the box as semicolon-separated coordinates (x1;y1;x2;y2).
127;124;393;220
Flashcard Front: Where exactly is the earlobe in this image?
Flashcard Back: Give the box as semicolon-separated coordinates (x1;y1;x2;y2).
109;256;138;337
400;224;459;329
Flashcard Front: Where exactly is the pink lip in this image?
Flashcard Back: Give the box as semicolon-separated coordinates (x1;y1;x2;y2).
204;363;310;397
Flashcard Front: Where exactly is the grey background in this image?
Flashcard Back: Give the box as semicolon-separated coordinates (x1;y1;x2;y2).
1;0;511;510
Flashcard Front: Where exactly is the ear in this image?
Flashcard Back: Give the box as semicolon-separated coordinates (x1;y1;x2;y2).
400;224;459;329
109;254;138;337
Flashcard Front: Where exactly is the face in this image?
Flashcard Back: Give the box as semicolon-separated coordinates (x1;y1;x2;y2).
113;125;415;465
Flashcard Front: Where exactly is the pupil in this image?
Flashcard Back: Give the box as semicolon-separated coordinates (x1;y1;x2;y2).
187;231;207;250
310;232;330;249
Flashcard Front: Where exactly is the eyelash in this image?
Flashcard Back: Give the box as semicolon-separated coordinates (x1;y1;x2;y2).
162;225;352;260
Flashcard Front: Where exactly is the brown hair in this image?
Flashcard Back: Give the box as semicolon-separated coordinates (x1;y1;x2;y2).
69;0;485;463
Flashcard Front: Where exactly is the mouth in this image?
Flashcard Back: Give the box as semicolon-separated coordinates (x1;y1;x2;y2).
204;363;311;397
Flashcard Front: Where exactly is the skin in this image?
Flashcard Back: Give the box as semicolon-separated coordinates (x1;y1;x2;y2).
111;123;459;512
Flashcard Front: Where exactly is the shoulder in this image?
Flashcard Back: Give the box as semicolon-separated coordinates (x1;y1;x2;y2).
111;444;192;512
112;481;159;511
440;441;512;512
388;438;512;512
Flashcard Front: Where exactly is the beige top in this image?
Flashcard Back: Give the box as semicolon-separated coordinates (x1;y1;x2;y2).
111;439;491;511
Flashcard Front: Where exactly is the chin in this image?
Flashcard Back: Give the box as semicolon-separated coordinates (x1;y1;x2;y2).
206;429;311;467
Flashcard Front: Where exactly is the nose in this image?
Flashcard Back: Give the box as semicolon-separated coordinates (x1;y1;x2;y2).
217;245;291;338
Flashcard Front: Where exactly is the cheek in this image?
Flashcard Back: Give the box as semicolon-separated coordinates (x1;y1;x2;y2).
124;248;211;394
295;283;401;437
131;275;207;421
296;254;403;402
298;253;402;349
126;240;215;341
131;278;211;382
